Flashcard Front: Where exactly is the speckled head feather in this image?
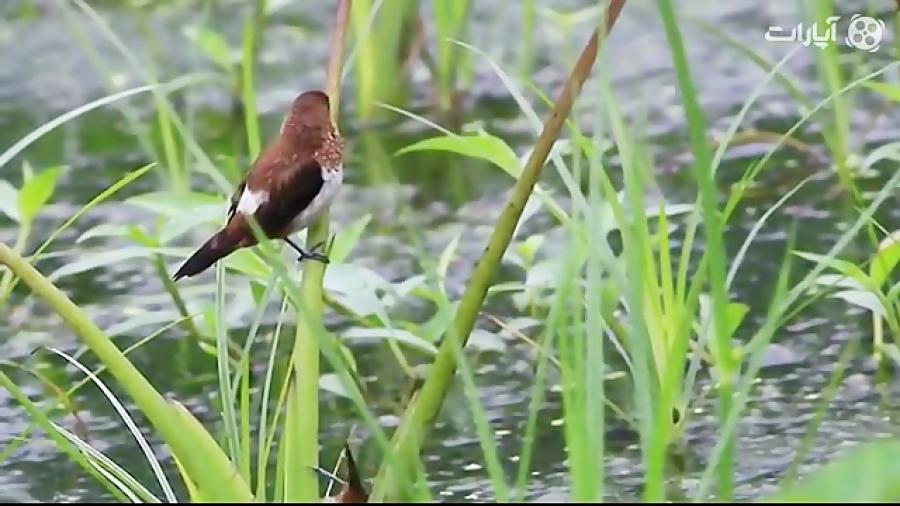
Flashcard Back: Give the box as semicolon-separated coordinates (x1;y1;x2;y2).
283;91;333;146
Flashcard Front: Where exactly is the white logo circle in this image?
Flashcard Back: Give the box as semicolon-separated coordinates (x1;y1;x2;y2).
845;14;885;52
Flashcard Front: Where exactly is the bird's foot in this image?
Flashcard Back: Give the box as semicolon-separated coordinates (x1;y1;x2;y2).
297;239;330;264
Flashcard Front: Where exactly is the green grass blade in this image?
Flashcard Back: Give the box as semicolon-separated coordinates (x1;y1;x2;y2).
53;422;162;503
0;243;253;501
0;78;200;173
46;346;176;502
0;370;130;502
656;0;735;498
242;9;262;160
214;263;242;477
256;298;289;500
2;163;154;299
370;6;626;497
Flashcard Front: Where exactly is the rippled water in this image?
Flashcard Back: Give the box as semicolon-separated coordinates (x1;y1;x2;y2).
1;0;899;502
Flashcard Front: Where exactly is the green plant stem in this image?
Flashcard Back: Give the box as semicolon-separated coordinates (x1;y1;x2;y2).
369;1;626;500
0;242;252;502
657;0;734;499
152;253;202;340
283;0;351;501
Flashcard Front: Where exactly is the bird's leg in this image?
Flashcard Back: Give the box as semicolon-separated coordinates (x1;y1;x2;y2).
309;465;346;485
284;237;329;264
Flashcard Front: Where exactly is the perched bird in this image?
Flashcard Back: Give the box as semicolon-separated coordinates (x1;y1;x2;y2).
173;90;344;281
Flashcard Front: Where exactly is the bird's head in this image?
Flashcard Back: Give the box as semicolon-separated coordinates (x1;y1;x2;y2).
282;90;335;147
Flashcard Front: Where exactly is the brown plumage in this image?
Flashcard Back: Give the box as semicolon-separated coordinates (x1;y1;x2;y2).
173;90;344;281
322;443;368;503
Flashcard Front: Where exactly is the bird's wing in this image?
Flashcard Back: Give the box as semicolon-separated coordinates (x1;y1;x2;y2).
227;179;246;220
251;158;324;238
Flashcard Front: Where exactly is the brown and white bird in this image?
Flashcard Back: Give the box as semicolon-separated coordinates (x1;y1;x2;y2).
173;90;344;281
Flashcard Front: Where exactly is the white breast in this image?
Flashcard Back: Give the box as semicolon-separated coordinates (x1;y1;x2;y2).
290;165;343;233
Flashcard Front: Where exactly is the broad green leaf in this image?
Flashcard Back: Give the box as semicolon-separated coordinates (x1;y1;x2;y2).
48;247;152;281
342;327;438;355
832;289;884;316
125;225;158;248
127;191;222;218
184;26;234;71
812;273;866;291
319;373;350;399
328;213;372;264
393;275;427;298
77;224;131;243
871;231;900;287
864;81;900;102
519;234;546;261
862;140;900;170
0;180;19;221
159;207;222;244
770;440;900;502
725;302;749;338
418;301;459;342
396;134;521;177
18;166;63;221
221;249;271;279
794;251;874;291
324;264;392;316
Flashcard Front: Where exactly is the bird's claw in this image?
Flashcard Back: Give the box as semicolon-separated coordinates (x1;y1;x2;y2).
297;239;330;264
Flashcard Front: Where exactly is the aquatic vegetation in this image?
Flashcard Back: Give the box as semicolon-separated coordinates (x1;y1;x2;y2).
0;0;899;504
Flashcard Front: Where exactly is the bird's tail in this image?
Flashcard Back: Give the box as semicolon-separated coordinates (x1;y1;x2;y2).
172;231;237;281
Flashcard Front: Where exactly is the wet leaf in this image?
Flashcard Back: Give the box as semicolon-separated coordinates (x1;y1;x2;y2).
0;180;20;222
725;302;749;338
871;231;900;287
812;274;866;291
437;231;462;294
396;133;521;177
393;275;427;298
325;264;391;316
516;234;546;264
184;26;234;71
19;166;63;221
419;302;458;342
48;247;152;281
319;373;350;399
770;439;900;502
469;329;506;353
341;327;437;355
77;224;131;243
127;191;222;218
832;289;884;316
125;225;158;248
159;206;222;244
328;213;372;264
221;249;271;279
794;251;875;292
864;80;900;103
